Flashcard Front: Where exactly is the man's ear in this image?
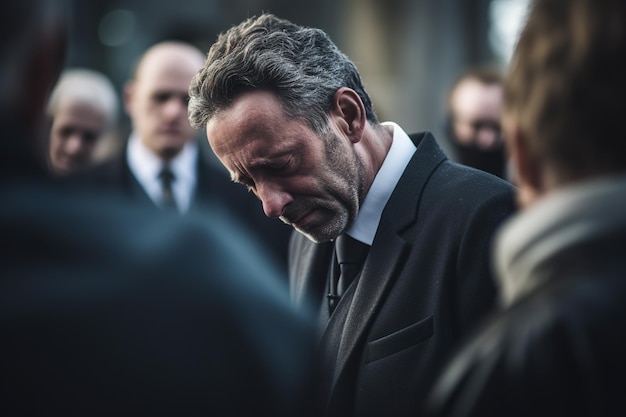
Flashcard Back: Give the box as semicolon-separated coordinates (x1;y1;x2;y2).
505;116;543;207
330;87;366;143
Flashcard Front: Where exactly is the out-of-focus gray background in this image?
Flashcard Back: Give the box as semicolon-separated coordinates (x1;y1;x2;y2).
64;0;529;150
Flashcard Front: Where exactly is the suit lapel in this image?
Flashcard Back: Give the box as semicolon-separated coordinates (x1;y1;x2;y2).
327;132;448;402
330;225;409;379
126;167;157;208
126;168;154;207
290;234;333;309
106;149;155;208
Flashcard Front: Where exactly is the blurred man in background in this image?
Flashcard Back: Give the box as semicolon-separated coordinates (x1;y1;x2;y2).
47;68;120;175
445;66;508;179
426;0;626;415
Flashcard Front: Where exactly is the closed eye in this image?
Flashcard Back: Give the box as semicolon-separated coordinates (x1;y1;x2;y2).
264;157;293;175
234;176;256;193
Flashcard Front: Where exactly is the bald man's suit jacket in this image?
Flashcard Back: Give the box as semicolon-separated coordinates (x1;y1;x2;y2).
289;132;516;417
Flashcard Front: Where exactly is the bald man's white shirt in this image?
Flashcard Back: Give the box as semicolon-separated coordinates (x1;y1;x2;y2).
127;133;198;213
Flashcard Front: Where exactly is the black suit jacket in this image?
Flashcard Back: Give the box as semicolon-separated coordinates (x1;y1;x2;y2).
289;132;516;417
0;137;316;416
76;140;293;273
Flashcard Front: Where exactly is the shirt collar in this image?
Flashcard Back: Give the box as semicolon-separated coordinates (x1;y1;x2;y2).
169;139;198;186
346;122;416;245
127;133;162;185
127;133;198;184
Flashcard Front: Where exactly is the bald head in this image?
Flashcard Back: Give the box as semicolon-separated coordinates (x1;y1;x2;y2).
132;42;205;81
124;41;206;160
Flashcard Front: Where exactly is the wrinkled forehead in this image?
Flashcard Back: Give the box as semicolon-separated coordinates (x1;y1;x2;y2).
206;91;286;154
208;89;287;138
206;90;316;170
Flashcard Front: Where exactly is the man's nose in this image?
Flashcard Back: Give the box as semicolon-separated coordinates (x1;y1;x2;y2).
257;183;292;218
65;135;87;154
476;127;501;149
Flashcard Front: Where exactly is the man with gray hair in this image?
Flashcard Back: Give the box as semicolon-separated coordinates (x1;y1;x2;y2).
189;13;515;417
47;68;119;174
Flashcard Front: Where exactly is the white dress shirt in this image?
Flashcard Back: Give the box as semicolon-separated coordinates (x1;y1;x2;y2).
126;133;198;213
346;122;417;245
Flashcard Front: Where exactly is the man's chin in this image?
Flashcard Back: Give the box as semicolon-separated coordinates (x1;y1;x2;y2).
284;205;350;243
158;143;185;160
298;229;327;243
294;221;345;244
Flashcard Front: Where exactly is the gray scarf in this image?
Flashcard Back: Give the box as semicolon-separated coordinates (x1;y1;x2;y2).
494;175;626;307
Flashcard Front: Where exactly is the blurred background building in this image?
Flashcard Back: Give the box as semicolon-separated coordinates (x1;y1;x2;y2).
64;0;529;154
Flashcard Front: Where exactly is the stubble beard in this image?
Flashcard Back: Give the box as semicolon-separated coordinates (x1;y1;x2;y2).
289;202;350;243
293;131;363;243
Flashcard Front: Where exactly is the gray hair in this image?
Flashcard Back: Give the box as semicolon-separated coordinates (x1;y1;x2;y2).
47;68;119;126
188;13;378;135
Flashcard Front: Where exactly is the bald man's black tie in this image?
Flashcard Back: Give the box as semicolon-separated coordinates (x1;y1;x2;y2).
159;167;178;212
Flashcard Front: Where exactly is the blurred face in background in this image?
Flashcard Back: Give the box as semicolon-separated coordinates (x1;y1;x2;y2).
124;43;205;160
449;78;503;150
49;98;108;174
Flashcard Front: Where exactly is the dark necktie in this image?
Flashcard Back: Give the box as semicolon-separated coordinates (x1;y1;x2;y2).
158;166;178;212
327;234;370;314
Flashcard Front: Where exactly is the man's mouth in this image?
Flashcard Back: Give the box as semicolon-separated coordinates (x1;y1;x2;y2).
291;210;316;229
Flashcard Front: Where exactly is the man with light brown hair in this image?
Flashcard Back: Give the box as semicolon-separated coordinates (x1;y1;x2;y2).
426;0;626;415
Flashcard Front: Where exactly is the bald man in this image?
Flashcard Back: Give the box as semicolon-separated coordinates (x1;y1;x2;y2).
445;67;508;179
124;42;203;176
47;68;119;175
79;41;292;272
